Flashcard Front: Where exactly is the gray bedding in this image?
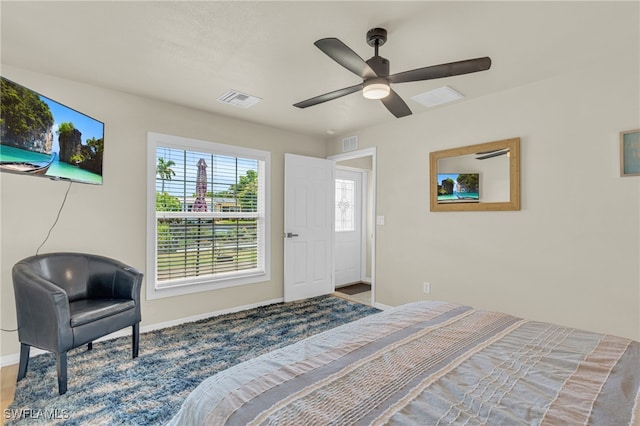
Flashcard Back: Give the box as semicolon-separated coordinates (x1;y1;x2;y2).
169;301;640;425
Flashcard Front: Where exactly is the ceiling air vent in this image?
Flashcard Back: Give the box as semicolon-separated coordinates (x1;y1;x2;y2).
412;86;464;108
342;136;358;152
217;90;262;108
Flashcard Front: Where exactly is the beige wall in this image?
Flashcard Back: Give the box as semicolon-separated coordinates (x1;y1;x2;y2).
328;58;640;340
0;66;326;358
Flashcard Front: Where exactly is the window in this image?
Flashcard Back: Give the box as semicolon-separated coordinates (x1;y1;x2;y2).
147;132;270;299
335;178;355;232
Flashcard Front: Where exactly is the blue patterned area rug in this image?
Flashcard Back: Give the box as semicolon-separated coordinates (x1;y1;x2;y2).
7;295;379;425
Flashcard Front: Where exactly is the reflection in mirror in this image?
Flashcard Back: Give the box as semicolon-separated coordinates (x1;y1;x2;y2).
430;138;520;211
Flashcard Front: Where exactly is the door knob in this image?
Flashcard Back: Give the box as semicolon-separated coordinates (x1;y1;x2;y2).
285;232;299;238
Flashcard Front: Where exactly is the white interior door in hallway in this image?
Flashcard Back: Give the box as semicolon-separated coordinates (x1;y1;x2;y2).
334;168;364;287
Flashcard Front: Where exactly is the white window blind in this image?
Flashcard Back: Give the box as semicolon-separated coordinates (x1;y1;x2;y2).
148;133;270;298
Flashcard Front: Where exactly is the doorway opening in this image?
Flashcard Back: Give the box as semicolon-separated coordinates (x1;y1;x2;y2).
329;148;376;307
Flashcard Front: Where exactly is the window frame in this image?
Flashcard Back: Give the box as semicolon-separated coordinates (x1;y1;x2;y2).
146;132;270;300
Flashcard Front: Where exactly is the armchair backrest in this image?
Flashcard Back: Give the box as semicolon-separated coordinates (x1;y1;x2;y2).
18;253;93;302
14;253;142;303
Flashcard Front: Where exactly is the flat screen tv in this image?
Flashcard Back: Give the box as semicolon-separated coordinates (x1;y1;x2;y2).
437;173;480;203
0;77;104;185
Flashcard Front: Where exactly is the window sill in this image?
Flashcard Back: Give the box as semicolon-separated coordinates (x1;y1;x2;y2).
146;271;270;300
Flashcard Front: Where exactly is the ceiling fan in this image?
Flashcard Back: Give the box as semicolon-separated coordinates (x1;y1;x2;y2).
293;28;492;118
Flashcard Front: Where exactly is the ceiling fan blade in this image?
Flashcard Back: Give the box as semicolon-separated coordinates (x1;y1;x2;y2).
389;57;492;84
380;89;412;118
293;83;363;109
315;38;377;79
476;149;509;160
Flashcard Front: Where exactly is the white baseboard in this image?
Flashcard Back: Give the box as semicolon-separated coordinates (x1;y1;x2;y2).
373;302;393;310
0;297;283;367
138;297;283;334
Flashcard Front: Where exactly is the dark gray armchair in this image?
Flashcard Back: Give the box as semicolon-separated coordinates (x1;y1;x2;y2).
12;252;143;395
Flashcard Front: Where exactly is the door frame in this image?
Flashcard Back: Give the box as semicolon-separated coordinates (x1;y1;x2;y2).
328;147;377;306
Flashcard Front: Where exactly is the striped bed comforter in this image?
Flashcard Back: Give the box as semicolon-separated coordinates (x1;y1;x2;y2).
169;301;640;425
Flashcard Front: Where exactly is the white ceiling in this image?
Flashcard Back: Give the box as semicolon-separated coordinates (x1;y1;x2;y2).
1;2;637;138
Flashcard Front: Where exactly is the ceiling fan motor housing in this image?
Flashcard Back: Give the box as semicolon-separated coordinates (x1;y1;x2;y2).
366;56;390;78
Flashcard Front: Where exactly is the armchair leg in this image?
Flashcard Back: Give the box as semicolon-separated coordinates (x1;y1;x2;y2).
17;343;30;381
57;352;67;395
132;322;140;359
87;342;93;351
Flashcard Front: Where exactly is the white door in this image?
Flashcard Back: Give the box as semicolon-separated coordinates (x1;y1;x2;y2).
284;154;335;302
334;168;363;286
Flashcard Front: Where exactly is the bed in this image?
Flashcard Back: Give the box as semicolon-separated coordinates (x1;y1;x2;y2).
169;301;640;425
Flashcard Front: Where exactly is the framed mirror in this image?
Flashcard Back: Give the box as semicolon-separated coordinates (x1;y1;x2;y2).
429;137;520;211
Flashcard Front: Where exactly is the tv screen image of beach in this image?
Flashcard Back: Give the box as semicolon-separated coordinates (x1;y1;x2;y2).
437;173;480;202
0;77;104;184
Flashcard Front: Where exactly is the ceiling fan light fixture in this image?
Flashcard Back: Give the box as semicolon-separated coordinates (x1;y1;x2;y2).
362;79;390;99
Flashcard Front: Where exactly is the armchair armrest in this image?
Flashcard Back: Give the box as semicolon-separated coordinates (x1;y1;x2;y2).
86;255;143;302
113;265;144;301
12;264;74;353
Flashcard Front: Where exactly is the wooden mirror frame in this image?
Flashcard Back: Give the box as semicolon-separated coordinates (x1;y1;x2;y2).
429;137;520;212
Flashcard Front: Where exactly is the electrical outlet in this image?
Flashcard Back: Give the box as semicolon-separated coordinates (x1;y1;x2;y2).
423;282;431;294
